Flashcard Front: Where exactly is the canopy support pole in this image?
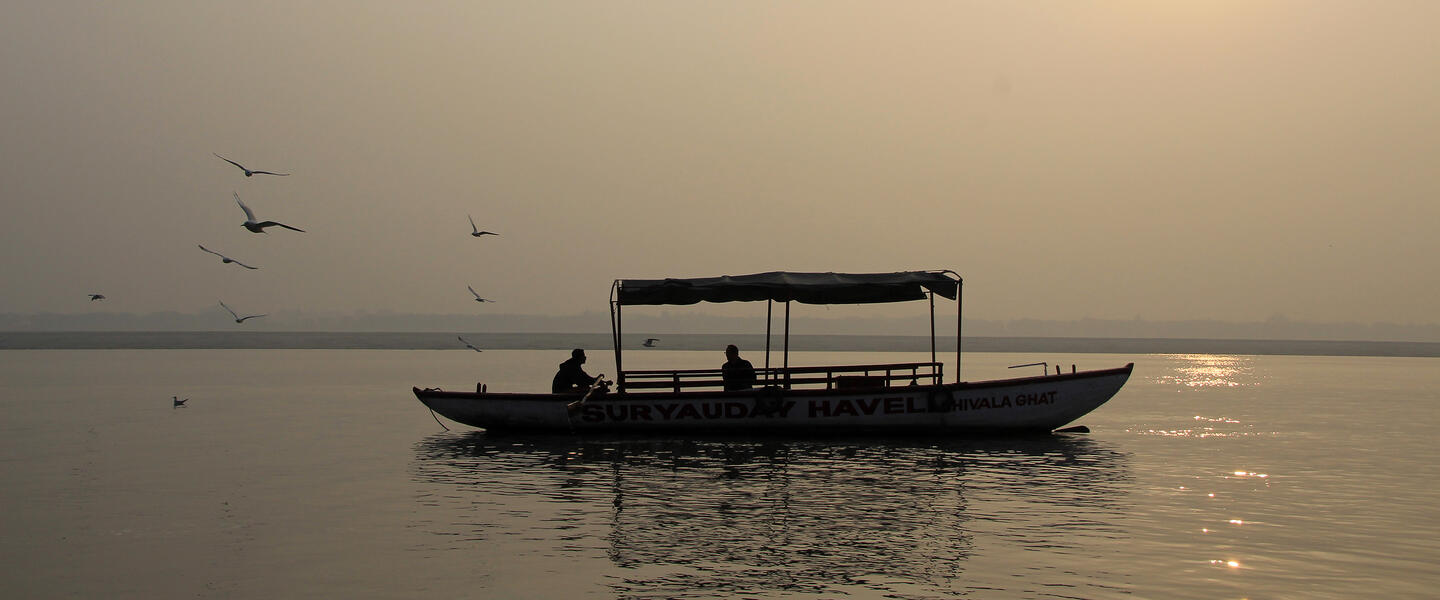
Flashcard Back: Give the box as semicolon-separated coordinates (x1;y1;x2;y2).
764;300;773;384
929;292;937;366
956;279;963;383
611;283;624;393
783;301;791;388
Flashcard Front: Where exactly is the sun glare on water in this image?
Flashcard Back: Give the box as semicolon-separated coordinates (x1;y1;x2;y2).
1157;354;1255;388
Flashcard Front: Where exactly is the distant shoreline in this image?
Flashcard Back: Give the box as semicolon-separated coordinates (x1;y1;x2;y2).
1;331;1436;357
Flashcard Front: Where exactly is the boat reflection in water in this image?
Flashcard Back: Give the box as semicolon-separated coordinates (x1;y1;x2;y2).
412;434;1132;597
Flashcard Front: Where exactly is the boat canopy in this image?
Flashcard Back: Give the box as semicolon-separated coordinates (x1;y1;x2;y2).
615;270;960;306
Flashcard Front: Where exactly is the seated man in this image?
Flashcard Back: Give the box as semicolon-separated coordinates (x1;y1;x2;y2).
721;344;757;391
552;348;598;393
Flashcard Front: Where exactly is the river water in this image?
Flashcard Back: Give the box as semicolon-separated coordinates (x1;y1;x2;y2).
1;347;1435;598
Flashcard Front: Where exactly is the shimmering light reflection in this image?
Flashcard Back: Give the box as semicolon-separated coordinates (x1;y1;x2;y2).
1231;470;1269;478
1135;427;1261;438
1157;354;1255;388
1132;416;1269;438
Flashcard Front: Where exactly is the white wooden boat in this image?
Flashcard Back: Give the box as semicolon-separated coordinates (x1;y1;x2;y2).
414;271;1133;434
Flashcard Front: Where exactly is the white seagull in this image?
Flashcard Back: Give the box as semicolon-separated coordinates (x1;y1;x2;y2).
468;215;498;237
219;301;266;323
467;285;495;303
198;244;259;269
214;153;289;177
457;336;483;352
235;192;305;233
88;293;106;301
643;338;659;347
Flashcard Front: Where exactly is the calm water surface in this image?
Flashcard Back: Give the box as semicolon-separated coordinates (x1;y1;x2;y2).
1;349;1436;598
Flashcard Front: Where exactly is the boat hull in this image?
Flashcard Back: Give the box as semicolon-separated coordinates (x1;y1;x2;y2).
415;363;1133;434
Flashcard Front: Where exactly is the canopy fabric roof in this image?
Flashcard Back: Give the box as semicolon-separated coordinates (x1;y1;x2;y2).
615;271;960;306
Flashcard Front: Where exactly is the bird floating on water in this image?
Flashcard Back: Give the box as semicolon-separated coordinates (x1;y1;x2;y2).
214;153;289;177
643;338;659;347
468;215;498;237
173;396;188;408
467;286;495;303
198;244;258;269
235;192;305;233
88;294;106;301
219;301;266;323
458;336;483;352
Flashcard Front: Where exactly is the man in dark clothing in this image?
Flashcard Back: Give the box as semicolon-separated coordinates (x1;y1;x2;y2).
721;344;757;391
552;348;598;393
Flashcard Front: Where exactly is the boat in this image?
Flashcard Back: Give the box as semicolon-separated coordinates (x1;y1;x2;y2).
414;270;1133;434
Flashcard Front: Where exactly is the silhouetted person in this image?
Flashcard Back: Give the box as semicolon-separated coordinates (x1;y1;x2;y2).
552;348;597;393
721;344;757;391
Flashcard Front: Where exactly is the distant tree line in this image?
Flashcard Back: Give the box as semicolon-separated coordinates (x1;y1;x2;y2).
2;310;1436;342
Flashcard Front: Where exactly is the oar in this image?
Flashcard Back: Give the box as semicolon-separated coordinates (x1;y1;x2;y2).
566;374;610;412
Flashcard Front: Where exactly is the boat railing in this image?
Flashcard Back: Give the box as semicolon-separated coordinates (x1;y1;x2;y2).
620;361;943;393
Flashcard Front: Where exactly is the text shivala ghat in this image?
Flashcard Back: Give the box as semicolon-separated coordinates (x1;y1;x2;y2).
413;270;1133;434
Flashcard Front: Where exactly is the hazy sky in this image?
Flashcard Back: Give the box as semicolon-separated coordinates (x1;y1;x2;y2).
3;2;1437;326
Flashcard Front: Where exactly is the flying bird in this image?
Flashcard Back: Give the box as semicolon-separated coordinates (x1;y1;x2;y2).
219;301;266;323
173;396;188;408
468;215;498;237
235;192;305;233
467;285;495;303
88;294;106;301
457;336;483;352
214;153;290;177
198;244;258;269
643;338;659;347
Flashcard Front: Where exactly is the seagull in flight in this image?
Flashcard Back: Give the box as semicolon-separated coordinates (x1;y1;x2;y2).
467;286;495;303
643;338;659;347
468;215;498;237
235;192;305;233
457;336;483;352
88;294;106;301
219;301;266;323
214;153;289;177
173;396;188;408
198;245;259;269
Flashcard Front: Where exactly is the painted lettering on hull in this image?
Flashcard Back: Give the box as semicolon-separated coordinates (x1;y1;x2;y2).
948;391;1058;411
580;400;797;423
920;390;1060;413
807;397;926;418
577;390;1061;423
